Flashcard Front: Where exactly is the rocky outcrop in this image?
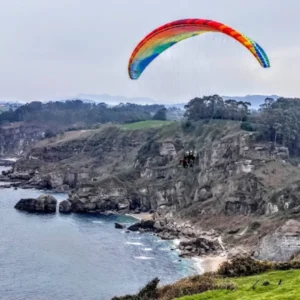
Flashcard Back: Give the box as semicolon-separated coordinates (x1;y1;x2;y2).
8;121;300;253
115;223;125;229
14;194;57;213
27;171;90;192
127;220;155;232
253;220;300;261
0;122;46;157
59;200;72;214
179;237;222;257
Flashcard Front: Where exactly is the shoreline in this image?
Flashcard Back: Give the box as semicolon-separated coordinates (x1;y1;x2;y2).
6;183;226;276
194;255;227;274
126;213;153;221
125;213;227;275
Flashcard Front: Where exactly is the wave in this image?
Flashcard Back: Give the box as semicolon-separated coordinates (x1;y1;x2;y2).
142;248;153;251
154;239;164;243
134;256;154;260
125;242;144;246
92;221;104;224
173;239;181;246
159;248;170;251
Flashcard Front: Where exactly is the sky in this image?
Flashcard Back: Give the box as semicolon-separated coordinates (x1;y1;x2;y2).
0;0;298;103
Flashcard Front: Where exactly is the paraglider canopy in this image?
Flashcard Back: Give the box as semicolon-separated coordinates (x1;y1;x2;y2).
128;18;270;80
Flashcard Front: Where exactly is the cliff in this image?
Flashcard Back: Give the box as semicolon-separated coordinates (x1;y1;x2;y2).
0;122;47;158
8;120;300;260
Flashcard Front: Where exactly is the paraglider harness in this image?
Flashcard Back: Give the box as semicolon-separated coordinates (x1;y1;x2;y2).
179;150;197;168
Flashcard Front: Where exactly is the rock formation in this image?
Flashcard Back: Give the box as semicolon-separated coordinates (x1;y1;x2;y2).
8;121;300;260
15;194;57;213
253;220;300;262
0;122;46;157
59;200;72;214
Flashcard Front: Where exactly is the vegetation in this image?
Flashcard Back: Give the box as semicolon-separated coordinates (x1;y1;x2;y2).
255;97;300;156
217;257;273;277
152;108;167;121
112;273;236;300
113;257;300;300
0;106;9;113
2;94;300;157
0;100;165;126
184;95;251;121
112;278;160;300
121;120;174;130
177;270;300;300
184;95;300;157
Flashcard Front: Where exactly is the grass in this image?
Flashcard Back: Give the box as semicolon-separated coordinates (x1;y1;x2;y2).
176;270;300;300
0;106;8;113
121;120;174;130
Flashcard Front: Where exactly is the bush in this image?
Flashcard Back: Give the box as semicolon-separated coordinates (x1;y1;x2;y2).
44;129;56;138
158;273;236;300
112;278;159;300
218;257;273;277
181;120;196;133
240;121;255;132
275;260;300;271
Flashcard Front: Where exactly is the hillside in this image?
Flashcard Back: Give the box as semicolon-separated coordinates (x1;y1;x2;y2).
177;269;300;300
3;95;300;277
6;115;300;260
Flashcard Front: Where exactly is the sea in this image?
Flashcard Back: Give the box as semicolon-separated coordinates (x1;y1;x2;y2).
0;166;197;300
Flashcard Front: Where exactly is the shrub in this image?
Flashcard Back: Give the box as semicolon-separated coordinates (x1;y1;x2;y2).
44;129;56;138
111;278;159;300
181;120;196;133
217;257;273;277
275;260;300;271
158;273;236;300
240;121;255;132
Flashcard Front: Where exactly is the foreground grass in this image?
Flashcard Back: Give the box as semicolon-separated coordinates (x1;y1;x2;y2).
121;120;174;130
177;270;300;300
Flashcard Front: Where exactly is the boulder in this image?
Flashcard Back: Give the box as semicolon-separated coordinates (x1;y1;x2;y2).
127;222;141;232
15;194;57;213
115;223;125;229
140;220;155;229
179;237;221;256
59;200;72;214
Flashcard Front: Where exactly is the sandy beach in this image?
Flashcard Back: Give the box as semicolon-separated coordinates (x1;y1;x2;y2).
126;213;153;221
192;255;228;274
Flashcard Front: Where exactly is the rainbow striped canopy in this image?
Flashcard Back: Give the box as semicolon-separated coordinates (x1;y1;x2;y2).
128;19;270;80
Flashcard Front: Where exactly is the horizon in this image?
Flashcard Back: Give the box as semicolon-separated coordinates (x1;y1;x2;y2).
0;93;282;106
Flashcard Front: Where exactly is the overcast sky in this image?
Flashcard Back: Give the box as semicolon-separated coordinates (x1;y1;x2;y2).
0;0;298;103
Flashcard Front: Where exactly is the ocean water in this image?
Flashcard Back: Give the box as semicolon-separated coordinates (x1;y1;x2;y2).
0;176;196;299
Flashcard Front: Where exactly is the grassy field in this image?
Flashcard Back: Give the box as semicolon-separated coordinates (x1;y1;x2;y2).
121;120;174;130
0;106;8;113
177;270;300;300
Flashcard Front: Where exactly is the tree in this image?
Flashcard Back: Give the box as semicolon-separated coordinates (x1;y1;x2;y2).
152;108;167;121
184;95;251;122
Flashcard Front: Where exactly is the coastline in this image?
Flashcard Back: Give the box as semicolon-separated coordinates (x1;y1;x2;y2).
126;213;153;221
125;213;227;275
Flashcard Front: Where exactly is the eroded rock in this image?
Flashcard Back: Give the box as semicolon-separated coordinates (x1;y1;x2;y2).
59;200;72;214
15;194;57;213
253;219;300;261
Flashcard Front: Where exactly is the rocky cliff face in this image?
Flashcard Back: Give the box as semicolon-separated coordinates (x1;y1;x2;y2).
0;122;46;157
9;120;300;260
12;125;160;192
254;220;300;261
